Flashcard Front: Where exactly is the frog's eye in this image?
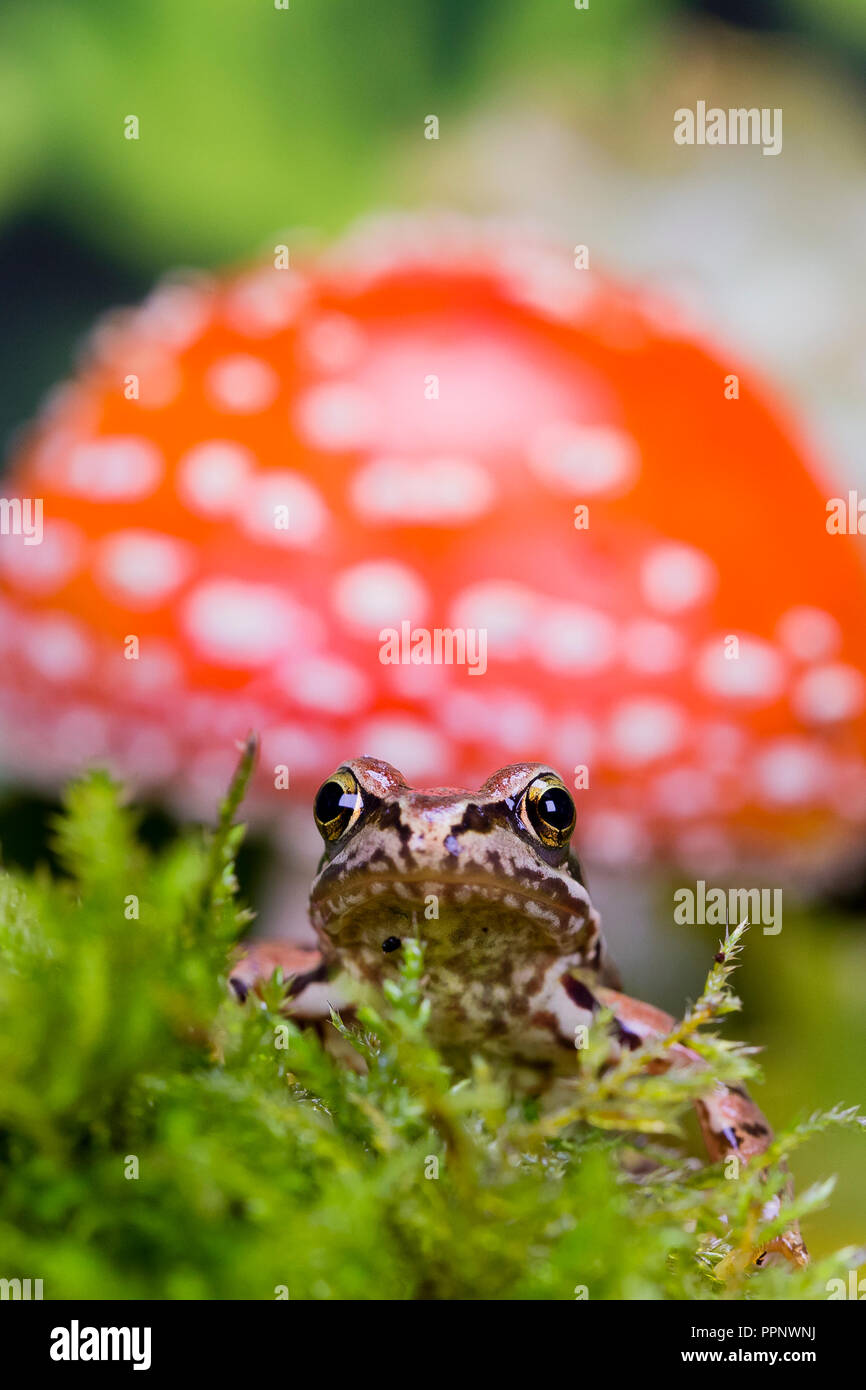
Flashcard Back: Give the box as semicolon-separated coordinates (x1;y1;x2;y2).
521;775;576;849
313;768;363;842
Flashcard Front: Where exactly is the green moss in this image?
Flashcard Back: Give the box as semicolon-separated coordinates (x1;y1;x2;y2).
0;751;862;1300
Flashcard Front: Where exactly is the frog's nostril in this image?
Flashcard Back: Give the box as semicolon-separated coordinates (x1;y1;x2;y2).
382;936;402;953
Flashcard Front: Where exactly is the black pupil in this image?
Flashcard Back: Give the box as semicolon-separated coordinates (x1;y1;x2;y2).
315;780;358;825
382;936;401;953
539;786;574;829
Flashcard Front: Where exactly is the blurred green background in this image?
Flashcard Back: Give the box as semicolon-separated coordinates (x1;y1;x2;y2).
0;0;864;1270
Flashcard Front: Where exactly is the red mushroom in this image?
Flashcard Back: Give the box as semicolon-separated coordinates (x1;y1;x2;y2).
1;215;865;876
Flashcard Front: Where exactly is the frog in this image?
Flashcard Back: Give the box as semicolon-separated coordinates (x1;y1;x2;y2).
231;756;808;1269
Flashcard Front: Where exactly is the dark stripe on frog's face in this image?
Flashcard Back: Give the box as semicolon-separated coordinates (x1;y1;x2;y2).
448;802;495;836
309;759;607;1043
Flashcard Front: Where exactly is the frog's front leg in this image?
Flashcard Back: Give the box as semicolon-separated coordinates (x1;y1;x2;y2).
228;942;336;1016
552;972;808;1269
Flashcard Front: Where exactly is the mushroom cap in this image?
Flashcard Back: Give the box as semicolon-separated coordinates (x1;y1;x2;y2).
2;216;865;873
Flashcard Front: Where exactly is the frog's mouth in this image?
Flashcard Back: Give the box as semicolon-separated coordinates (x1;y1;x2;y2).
309;867;599;959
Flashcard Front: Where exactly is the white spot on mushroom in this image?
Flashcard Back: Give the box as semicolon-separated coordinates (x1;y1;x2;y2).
499;244;595;323
178;441;254;516
351;455;493;524
441;690;543;747
608;697;684;766
186;747;243;803
295;382;375;451
581;810;651;866
122;725;180;783
696;635;785;704
356;716;447;780
450;582;537;659
120;639;182;693
205;355;279;413
641;543;717;614
24;614;91;680
0;518;83;594
51;706;110;763
300;313;365;372
96;530;192;608
136;280;213;348
351;330;587;456
278;656;369;713
754;737;826;806
486;693;543;747
775;605;841;663
699;721;749;768
674;825;735;876
528;422;639;496
652;767;717;819
260;723;335;776
551;714;598;770
385;659;448;702
333;561;428;633
66;438;163;500
176;691;269;741
241;471;327;546
223;270;308;336
182;580;320;667
531;602;616;673
621;618;685;675
792;663;865;724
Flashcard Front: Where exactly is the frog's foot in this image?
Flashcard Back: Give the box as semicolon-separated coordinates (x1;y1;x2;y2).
754;1229;810;1270
590;984;809;1270
715;1221;810;1276
228;941;335;1016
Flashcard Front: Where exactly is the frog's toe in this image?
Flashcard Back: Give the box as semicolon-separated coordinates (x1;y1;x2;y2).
228;942;325;1002
755;1229;810;1270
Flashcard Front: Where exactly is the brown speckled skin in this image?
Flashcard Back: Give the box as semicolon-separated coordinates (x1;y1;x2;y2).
308;757;618;1061
233;757;807;1267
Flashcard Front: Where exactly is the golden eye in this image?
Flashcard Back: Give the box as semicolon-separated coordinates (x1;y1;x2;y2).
313;768;363;843
522;774;576;849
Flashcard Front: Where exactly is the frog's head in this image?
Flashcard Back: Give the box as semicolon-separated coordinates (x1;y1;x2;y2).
309;757;605;1024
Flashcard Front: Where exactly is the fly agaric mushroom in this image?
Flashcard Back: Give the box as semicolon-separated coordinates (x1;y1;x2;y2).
2;214;866;876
